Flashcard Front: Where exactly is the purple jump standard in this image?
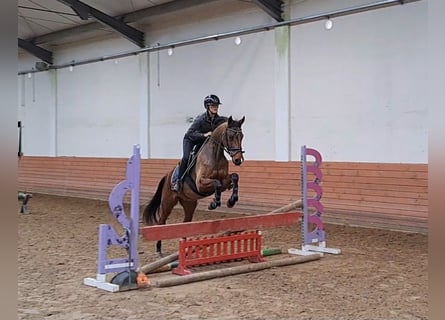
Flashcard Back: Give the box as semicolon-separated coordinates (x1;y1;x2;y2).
288;145;341;256
83;144;141;292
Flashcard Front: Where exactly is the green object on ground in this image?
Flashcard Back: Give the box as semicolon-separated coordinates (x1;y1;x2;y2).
261;248;282;256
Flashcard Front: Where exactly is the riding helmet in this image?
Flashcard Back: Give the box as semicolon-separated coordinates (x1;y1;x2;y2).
204;94;222;109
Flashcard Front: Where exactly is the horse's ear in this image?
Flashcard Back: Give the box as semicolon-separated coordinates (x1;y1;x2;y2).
240;116;245;126
228;116;233;125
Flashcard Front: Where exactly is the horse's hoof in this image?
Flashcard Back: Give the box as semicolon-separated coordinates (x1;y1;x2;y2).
227;195;238;207
208;202;217;210
156;251;163;258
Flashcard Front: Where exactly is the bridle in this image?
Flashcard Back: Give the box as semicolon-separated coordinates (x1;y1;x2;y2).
222;127;245;158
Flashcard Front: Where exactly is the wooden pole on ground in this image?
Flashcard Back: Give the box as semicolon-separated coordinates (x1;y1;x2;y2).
151;254;321;288
137;252;179;274
148;261;179;274
141;248;282;274
271;199;303;213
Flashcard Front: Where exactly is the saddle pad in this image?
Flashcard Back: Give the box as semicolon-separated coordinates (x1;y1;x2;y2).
171;165;180;184
171;151;198;185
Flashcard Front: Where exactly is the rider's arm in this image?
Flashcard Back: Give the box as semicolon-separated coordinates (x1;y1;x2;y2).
184;114;208;143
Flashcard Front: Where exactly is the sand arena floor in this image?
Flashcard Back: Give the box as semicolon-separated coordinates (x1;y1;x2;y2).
18;194;427;320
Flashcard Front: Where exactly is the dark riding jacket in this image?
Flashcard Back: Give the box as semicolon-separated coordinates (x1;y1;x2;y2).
176;111;227;180
184;111;227;144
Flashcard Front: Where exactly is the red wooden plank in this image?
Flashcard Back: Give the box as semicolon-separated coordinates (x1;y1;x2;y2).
140;211;303;241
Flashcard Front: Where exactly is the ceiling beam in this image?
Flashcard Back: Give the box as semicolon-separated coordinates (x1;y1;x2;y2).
253;0;284;22
18;38;53;64
56;0;145;47
31;0;219;45
67;1;89;20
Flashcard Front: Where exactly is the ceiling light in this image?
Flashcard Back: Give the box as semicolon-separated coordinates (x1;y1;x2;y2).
324;18;333;30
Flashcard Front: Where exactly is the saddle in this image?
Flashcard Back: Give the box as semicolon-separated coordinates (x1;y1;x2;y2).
171;144;201;185
171;139;215;197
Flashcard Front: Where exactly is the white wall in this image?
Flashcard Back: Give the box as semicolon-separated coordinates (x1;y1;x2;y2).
148;31;275;159
56;55;146;157
18;71;57;156
17;0;428;163
290;1;427;163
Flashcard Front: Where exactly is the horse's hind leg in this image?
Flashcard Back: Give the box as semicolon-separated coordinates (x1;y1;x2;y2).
155;197;178;257
179;199;198;222
155;240;162;256
227;173;239;208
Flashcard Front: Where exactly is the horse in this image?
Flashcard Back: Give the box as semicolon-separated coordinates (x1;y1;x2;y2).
142;115;246;256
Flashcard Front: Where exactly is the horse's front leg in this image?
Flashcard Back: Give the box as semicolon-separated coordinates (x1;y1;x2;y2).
197;177;222;210
224;173;239;208
208;180;222;210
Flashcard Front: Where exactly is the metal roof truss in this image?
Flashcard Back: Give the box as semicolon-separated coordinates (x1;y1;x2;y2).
56;0;145;47
18;38;53;64
253;0;283;22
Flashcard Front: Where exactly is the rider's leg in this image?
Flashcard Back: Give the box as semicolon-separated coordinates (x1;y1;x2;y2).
172;139;193;191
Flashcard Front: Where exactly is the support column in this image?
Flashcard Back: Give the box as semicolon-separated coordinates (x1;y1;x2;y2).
274;0;292;161
274;24;291;161
49;69;58;156
138;53;149;158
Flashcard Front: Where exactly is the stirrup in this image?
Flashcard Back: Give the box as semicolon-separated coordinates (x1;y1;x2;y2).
171;181;181;192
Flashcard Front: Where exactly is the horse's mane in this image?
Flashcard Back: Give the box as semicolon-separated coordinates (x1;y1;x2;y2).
194;121;228;160
211;121;228;138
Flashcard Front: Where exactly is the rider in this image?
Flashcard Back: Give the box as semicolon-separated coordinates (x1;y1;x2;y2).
171;94;227;192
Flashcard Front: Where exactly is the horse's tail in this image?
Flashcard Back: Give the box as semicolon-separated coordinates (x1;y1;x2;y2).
142;175;166;225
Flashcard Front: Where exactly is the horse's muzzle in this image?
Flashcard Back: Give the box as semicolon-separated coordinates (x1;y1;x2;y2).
228;148;244;166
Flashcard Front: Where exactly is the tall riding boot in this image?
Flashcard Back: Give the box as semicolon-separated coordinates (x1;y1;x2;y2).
172;159;188;192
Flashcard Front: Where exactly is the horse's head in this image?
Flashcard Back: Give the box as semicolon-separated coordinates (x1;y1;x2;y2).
224;115;245;166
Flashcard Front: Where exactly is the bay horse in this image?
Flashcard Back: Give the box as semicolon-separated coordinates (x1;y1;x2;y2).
142;116;245;256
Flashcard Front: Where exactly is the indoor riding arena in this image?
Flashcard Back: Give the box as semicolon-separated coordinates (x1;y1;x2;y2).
18;1;427;319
